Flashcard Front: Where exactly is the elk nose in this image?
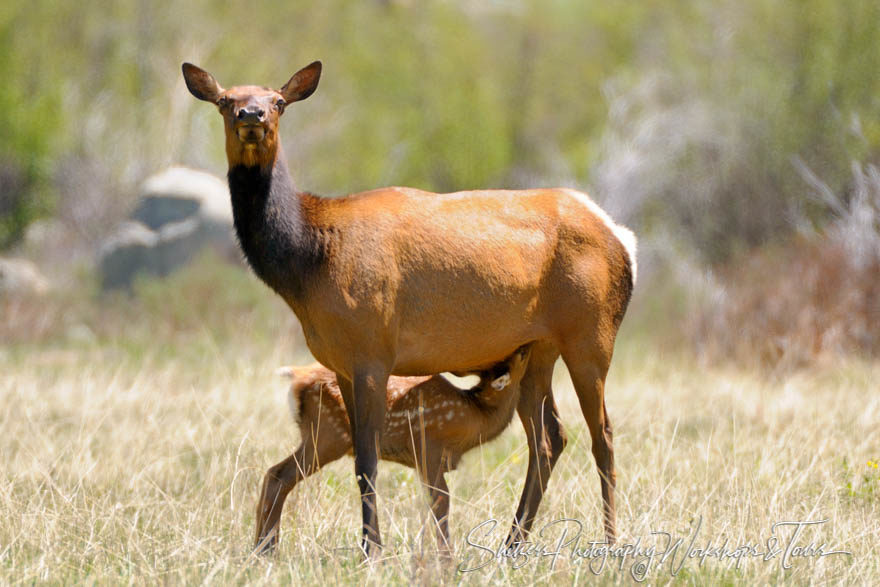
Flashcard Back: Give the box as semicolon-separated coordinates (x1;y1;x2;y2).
237;106;265;123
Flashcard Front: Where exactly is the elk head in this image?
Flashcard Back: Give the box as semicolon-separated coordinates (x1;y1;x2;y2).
182;61;322;169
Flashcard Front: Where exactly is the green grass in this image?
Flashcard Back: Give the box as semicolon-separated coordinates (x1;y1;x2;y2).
1;261;877;584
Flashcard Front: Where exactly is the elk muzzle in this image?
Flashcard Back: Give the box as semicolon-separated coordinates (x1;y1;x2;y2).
235;106;267;143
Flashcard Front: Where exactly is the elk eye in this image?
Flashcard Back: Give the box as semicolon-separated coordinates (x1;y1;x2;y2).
275;99;285;111
216;97;229;108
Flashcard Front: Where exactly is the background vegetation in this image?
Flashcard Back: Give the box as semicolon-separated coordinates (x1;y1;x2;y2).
3;0;879;360
3;0;879;249
1;0;878;583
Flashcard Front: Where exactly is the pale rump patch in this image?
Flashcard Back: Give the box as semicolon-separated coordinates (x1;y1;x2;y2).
561;188;638;285
491;372;511;390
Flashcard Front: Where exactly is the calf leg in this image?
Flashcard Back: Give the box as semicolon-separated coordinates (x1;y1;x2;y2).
254;427;348;553
417;447;451;556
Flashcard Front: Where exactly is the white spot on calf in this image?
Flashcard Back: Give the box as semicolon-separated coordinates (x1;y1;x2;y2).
491;373;511;390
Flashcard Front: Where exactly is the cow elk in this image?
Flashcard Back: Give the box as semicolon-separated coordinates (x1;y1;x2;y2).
182;60;637;558
255;345;532;553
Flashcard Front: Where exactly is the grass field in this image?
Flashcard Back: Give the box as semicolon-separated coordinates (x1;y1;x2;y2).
1;260;878;584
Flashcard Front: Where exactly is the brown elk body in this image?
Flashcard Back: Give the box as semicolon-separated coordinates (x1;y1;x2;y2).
182;61;636;557
255;346;532;552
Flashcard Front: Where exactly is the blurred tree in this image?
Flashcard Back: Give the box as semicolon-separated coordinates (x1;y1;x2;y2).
0;0;877;262
0;6;60;247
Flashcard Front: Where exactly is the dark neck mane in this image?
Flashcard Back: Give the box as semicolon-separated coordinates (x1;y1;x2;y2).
227;154;326;298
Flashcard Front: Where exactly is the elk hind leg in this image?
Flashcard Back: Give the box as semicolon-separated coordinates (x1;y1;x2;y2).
506;342;567;547
562;346;616;544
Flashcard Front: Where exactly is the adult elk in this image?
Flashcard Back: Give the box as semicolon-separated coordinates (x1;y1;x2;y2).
182;60;636;558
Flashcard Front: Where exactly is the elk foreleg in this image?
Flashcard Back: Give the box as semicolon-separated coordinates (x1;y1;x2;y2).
338;367;389;559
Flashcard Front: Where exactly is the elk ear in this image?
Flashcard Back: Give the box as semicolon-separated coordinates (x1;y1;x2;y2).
182;63;224;103
280;61;322;103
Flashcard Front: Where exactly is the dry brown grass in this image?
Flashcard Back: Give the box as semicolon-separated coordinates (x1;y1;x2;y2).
1;263;877;583
0;260;880;584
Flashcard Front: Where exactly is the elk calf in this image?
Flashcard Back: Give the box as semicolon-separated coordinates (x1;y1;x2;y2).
254;345;532;553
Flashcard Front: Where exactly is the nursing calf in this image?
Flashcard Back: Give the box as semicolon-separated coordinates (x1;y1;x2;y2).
255;346;532;553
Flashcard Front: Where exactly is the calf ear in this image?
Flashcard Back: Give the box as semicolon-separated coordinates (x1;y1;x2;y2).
280;61;322;103
182;63;224;103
